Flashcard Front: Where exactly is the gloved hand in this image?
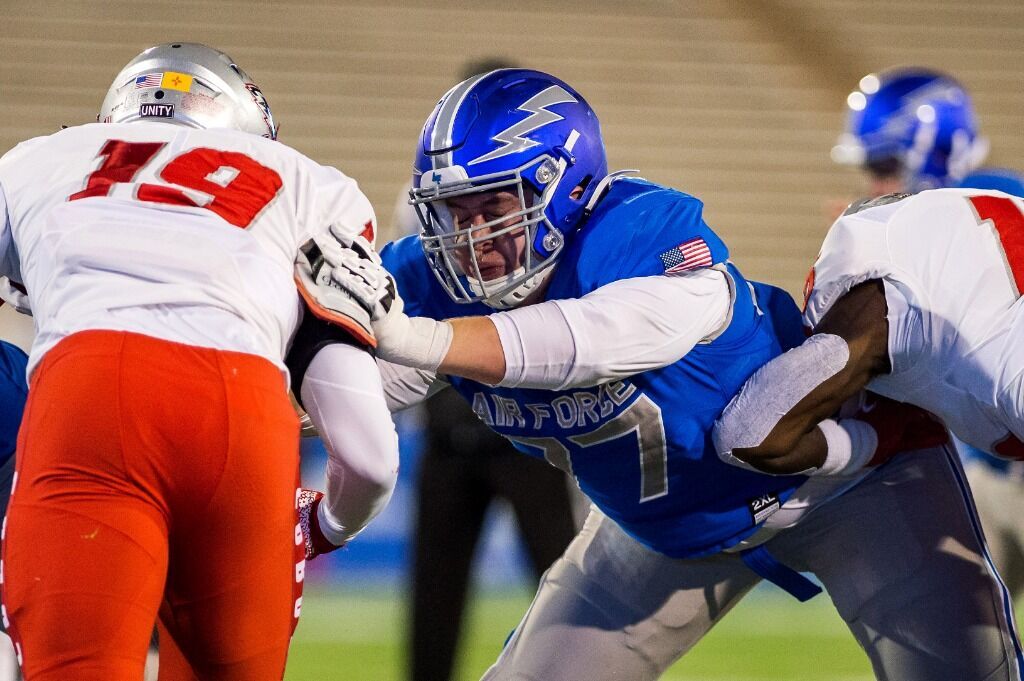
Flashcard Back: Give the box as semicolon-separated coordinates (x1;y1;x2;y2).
294;231;384;348
297;488;345;561
851;392;949;466
323;240;453;371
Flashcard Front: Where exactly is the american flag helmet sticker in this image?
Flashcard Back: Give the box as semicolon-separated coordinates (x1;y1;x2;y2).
134;73;163;89
658;237;713;274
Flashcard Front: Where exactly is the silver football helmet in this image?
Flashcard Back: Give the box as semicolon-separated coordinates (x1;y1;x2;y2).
99;42;278;139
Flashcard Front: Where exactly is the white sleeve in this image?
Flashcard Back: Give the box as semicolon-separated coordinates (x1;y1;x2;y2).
376;357;447;412
491;269;732;389
300;342;399;544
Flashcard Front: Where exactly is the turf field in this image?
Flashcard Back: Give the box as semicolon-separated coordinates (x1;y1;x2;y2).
285;583;877;681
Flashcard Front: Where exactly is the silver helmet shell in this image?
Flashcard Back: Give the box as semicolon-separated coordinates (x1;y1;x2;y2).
99;42;278;139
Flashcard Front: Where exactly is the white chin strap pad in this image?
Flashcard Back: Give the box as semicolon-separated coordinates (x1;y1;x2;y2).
713;333;850;468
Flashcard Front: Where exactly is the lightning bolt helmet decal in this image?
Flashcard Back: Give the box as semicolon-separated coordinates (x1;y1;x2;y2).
467;85;578;166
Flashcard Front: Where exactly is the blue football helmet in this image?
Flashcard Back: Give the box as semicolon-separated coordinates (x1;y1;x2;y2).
831;68;988;191
410;69;608;309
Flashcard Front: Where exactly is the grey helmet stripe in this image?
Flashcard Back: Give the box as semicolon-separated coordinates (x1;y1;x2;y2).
429;71;495;171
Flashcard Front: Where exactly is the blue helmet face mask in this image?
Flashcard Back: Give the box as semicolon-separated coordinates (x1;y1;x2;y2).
831;68;988;192
411;69;608;309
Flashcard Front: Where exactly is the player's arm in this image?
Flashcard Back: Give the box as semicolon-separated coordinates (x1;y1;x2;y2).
286;314;399;560
297;342;399;558
714;280;943;476
716;281;889;474
368;268;732;389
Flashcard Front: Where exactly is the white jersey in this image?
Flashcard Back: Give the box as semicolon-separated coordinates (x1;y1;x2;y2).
0;122;376;377
804;188;1024;456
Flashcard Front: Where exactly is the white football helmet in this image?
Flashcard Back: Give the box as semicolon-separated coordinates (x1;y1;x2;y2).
99;42;278;139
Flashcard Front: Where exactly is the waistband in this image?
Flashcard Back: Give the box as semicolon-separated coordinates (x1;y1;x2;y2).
35;329;286;391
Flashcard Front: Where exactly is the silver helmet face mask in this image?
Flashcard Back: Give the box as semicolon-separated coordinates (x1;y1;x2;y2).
411;155;566;309
99;42;278;140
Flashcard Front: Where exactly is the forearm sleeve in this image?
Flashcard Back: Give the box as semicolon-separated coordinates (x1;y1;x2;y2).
712;333;852;473
300;343;399;544
491;270;731;390
376;357;446;412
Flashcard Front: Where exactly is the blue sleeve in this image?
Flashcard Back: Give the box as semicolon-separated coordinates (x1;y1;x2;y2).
0;341;27;464
750;282;806;351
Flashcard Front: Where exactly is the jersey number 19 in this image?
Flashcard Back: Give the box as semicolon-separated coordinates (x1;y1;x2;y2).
69;139;283;228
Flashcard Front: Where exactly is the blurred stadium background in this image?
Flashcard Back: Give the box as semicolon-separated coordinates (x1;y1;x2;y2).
1;1;1023;679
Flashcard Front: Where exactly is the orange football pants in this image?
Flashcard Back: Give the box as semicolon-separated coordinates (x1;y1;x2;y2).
1;330;304;681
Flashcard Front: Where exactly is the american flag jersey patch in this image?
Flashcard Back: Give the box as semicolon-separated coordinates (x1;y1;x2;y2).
658;237;713;274
134;74;163;88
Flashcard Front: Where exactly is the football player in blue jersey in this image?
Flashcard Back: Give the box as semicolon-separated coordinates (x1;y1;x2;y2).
830;67;990;196
832;67;1024;601
311;69;1021;680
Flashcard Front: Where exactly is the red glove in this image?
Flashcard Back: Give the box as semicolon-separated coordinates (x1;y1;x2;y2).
297;488;345;560
853;392;949;467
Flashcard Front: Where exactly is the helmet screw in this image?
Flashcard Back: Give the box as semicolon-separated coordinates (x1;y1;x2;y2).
535;159;557;185
542;231;562;252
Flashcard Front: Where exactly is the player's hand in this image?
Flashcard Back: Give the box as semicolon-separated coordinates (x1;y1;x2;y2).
297;488;345;561
852;392;949;466
324;244;453;371
294;231;385;348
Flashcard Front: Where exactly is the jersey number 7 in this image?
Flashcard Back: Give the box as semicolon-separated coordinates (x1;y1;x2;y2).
69;139;283;228
968;195;1024;297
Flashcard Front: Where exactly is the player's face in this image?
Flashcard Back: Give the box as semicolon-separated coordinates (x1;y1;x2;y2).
445;189;529;281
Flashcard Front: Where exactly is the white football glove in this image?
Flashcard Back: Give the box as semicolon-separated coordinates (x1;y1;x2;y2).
322;238;453;371
362;279;453;371
294;231;381;347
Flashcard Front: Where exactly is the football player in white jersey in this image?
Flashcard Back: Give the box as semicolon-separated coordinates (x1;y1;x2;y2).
825;67;1024;601
0;43;398;681
713;188;1024;481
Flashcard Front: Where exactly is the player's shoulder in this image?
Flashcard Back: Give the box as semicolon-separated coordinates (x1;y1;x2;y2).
0;129;65;170
570;177;728;286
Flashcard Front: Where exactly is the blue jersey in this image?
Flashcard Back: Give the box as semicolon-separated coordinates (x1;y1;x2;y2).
382;178;807;559
0;340;27;465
